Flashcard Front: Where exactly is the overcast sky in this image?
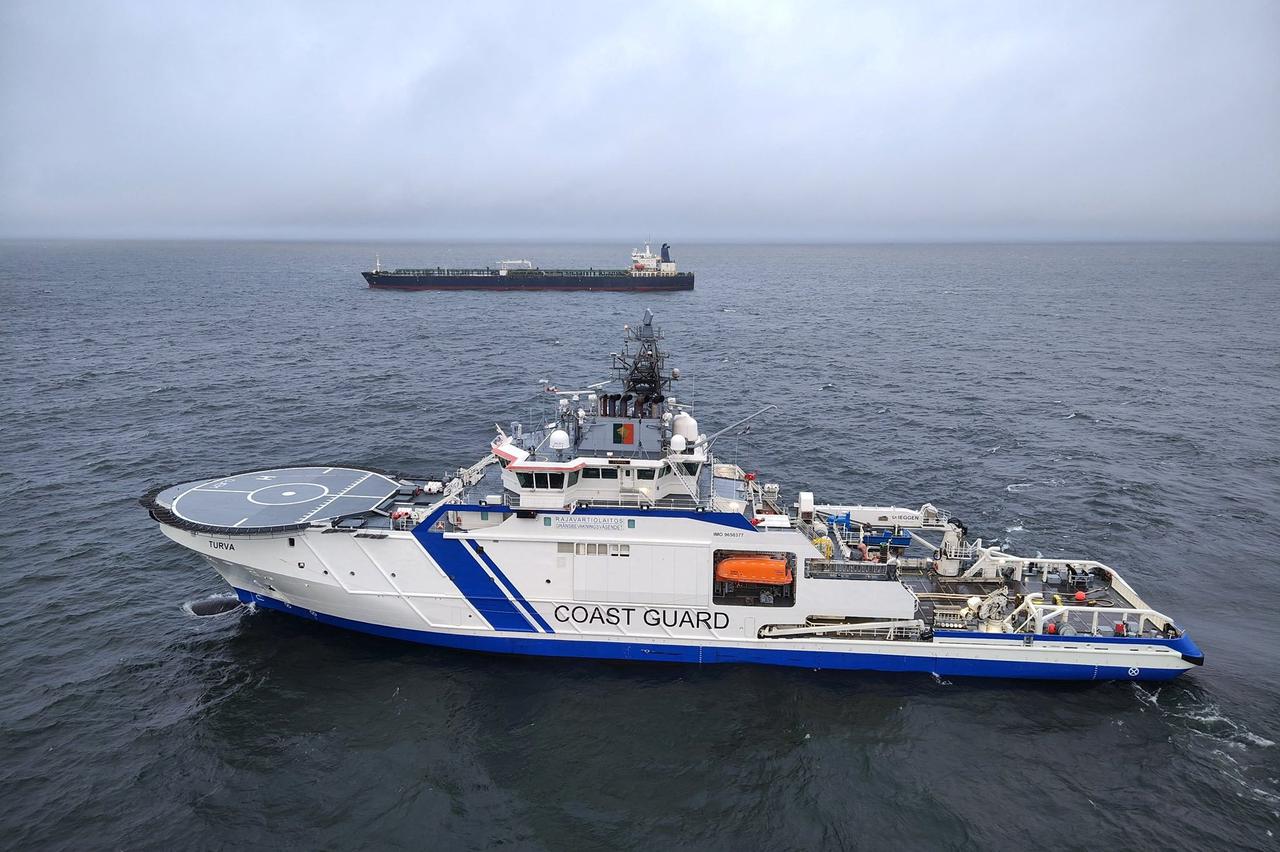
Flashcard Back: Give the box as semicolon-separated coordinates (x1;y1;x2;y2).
1;0;1277;241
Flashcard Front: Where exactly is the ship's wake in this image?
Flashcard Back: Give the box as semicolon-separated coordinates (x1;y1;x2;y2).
1132;683;1279;809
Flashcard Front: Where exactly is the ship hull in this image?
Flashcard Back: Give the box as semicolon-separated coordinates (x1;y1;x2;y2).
231;585;1194;681
181;534;1197;683
363;271;695;292
148;466;1201;684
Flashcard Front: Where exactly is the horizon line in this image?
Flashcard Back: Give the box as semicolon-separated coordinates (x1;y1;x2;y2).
2;235;1278;247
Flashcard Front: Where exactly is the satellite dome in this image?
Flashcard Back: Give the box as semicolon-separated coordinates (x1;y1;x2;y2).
673;412;698;442
549;429;571;451
670;434;687;453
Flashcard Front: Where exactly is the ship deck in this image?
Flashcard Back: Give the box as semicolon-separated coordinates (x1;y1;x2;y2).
143;466;403;534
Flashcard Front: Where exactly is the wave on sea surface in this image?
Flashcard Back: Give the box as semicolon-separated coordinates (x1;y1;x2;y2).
1133;684;1279;808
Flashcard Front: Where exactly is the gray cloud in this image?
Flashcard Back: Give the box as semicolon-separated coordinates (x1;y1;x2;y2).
2;0;1277;240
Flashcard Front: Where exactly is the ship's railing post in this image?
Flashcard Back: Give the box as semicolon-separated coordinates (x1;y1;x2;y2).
1027;602;1173;636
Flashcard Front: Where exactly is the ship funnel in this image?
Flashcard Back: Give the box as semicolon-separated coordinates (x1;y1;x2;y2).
660;243;671;263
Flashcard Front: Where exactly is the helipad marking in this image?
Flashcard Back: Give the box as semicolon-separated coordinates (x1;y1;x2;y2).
247;482;330;506
297;471;374;523
165;467;401;529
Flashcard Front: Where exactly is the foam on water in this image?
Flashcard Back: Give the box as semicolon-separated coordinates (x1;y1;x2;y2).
1133;683;1279;809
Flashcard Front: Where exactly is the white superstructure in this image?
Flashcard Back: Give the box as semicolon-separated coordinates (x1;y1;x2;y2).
630;242;680;275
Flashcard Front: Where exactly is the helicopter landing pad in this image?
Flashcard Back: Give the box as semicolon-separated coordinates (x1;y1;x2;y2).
156;466;401;530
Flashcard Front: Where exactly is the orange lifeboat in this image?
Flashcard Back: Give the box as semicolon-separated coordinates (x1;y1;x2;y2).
715;555;792;585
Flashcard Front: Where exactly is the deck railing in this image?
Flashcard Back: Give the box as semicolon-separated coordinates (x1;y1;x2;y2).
501;489;705;511
1008;594;1175;636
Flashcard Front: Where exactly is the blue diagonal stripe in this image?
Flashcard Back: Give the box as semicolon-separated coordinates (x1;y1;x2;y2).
468;540;555;634
410;525;536;633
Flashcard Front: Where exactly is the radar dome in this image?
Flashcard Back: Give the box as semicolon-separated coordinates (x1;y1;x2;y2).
549;429;571;451
670;434;687;453
673;412;698;442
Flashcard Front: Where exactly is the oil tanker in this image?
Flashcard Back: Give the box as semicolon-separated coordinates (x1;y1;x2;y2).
363;243;694;292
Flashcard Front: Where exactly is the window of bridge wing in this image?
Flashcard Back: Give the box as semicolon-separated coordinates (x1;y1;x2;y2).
712;550;796;608
532;472;565;490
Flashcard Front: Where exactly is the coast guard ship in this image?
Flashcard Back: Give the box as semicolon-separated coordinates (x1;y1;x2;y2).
141;312;1203;681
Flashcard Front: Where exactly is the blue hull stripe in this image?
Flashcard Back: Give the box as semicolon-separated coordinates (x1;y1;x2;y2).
933;629;1205;662
572;506;757;531
466;540;555;634
410;525;536;633
233;589;1189;682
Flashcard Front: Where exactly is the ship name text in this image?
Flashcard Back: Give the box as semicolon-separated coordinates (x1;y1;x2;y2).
552;604;729;630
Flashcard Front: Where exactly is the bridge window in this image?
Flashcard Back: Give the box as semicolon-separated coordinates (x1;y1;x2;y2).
517;472;533;488
531;472;566;489
582;468;601;479
568;471;580;486
600;468;619;480
637;469;656;481
681;462;700;477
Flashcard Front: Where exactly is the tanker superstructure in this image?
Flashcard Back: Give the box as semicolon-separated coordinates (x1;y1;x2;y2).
363;243;694;291
140;312;1204;682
